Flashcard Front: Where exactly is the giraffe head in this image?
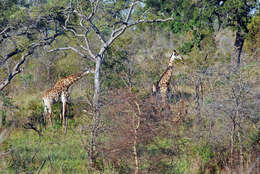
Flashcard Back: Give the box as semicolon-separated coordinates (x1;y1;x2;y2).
170;50;184;64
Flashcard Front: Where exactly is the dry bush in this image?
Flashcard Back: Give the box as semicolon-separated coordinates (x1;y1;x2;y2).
101;89;183;172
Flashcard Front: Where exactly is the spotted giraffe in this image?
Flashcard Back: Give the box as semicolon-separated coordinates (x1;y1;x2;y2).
152;50;184;103
42;67;94;127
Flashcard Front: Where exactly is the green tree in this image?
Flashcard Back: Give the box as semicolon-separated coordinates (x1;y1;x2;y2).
145;0;259;66
144;0;217;54
215;0;259;67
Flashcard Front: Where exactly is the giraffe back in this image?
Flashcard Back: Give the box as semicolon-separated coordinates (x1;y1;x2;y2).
43;87;61;103
54;72;85;90
157;66;173;89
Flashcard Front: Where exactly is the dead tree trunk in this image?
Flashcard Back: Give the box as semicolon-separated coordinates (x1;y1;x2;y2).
230;121;236;173
238;130;243;174
133;101;141;174
195;78;201;122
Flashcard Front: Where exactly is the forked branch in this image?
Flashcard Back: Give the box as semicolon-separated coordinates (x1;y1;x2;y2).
48;46;96;62
0;32;63;91
0;52;31;91
58;0;174;62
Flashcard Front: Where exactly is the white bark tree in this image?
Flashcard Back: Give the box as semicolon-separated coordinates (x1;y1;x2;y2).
48;0;174;166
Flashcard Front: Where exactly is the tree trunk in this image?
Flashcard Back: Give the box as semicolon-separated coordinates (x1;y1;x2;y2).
0;100;3;128
0;112;2;128
133;116;139;174
133;101;141;174
238;130;243;174
230;123;235;173
89;54;103;168
195;78;201;122
232;27;244;69
93;56;102;110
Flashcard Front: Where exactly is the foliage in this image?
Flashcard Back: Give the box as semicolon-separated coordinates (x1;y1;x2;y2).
244;14;260;56
0;0;259;174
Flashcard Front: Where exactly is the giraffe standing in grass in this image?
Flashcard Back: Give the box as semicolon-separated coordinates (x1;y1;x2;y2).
152;50;184;103
42;67;94;128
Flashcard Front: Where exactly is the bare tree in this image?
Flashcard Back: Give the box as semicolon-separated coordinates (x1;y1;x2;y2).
48;0;174;166
0;9;64;91
205;67;259;173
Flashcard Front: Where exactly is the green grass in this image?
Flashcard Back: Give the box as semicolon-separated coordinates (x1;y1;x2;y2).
1;127;89;174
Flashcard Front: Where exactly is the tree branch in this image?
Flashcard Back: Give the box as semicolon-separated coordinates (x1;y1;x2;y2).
0;26;13;35
80;40;96;59
126;1;138;23
127;18;174;28
0;48;23;67
0;32;63;91
48;46;83;55
36;160;46;174
63;26;85;37
106;17;174;53
48;46;95;62
0;52;31;91
88;20;106;45
88;0;101;21
74;9;106;45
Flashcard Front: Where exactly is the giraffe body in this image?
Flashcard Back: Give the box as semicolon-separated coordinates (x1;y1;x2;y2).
153;50;183;102
42;68;94;127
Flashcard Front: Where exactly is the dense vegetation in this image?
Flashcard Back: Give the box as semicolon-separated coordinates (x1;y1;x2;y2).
0;0;259;173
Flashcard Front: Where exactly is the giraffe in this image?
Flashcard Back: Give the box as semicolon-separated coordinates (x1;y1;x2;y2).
42;67;94;127
152;50;184;103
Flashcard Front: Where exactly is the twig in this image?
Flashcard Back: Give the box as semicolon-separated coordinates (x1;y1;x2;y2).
127;18;174;28
36;159;46;174
247;157;260;174
0;150;11;159
88;0;101;20
0;26;12;35
48;46;95;62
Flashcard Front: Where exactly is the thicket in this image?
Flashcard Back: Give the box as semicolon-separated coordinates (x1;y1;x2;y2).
0;0;259;174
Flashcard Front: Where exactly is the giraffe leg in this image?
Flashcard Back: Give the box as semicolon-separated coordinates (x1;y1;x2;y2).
60;103;63;126
62;101;66;129
61;93;67;131
161;93;167;104
43;100;52;126
63;102;68;134
60;112;63;127
46;106;52;126
43;105;47;126
49;112;53;125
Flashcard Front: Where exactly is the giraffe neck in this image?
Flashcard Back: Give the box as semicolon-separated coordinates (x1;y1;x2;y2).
157;65;173;87
53;71;84;90
168;50;180;67
168;61;173;67
66;72;85;88
168;54;176;67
